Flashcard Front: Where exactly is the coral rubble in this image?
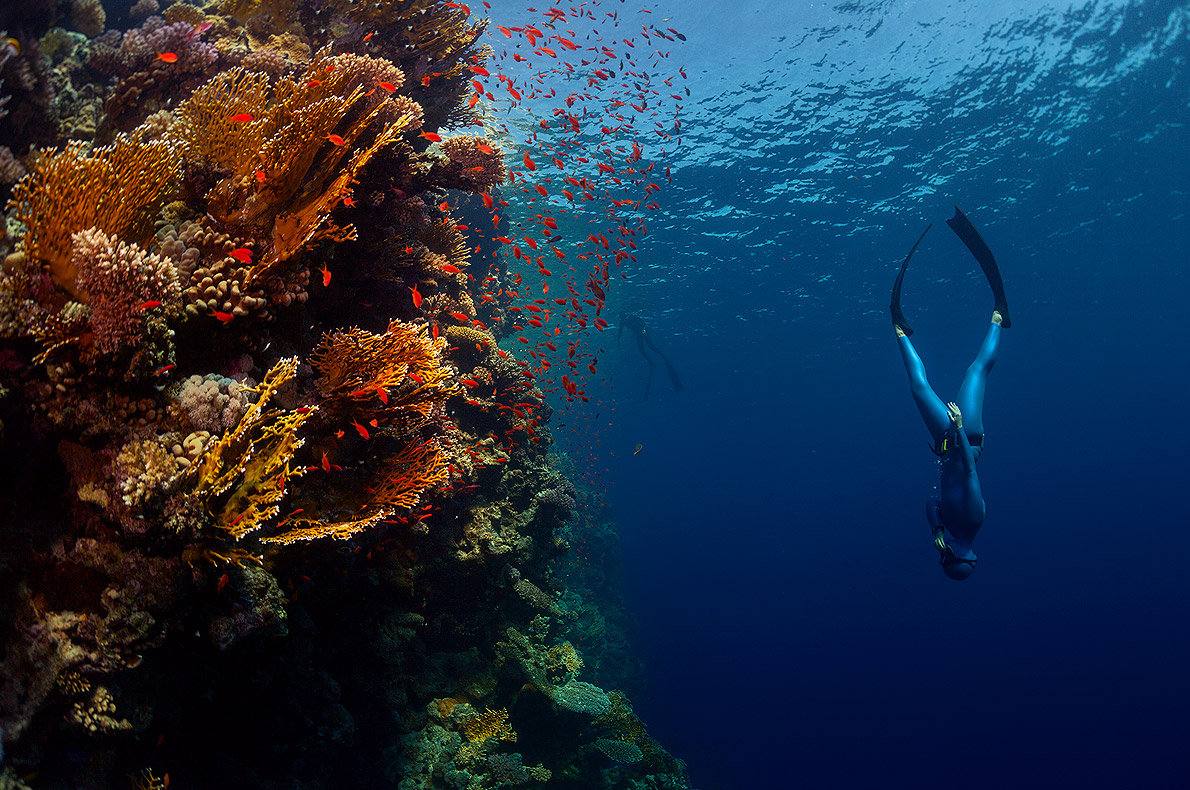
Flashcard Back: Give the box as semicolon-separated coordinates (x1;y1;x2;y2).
0;2;688;788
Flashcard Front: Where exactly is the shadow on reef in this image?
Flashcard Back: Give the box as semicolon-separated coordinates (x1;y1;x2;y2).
0;1;690;788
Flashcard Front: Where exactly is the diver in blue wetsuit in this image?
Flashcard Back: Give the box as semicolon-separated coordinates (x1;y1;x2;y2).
890;207;1012;581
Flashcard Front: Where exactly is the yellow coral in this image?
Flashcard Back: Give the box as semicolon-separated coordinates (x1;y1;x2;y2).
7;137;179;296
460;707;516;744
183;357;316;540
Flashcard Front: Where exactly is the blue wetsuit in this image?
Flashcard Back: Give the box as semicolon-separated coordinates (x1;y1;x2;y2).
898;321;1001;566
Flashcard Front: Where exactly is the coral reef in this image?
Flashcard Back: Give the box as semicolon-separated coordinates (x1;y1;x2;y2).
0;2;688;788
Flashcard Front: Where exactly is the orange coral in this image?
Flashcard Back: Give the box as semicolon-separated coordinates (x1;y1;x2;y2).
7;137;179;297
170;59;423;285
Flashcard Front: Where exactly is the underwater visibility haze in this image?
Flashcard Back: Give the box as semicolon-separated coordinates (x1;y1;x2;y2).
0;0;1187;788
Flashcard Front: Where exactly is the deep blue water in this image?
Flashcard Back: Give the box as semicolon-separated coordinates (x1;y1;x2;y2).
492;0;1190;787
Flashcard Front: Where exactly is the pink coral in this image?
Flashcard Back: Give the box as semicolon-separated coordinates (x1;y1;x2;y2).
71;228;181;356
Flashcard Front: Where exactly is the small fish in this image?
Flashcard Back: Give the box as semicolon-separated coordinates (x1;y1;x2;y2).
411;284;423;308
461;378;480;387
217;573;230;592
327;134;345;146
320;264;331;287
522;152;537;171
352;420;370;439
482;194;494;209
439;200;450;212
230;112;253;122
343;195;355;207
306;79;323;87
321;452;331;472
633;443;643;455
157;52;178;63
229;248;252;263
420;132;442;142
139;300;162;310
470;65;490;76
153;364;175;376
441;264;461;274
213;311;234;322
375;386;388;404
448;311;470;322
369;418;379;428
255;170;266;183
409;372;424;384
378;81;397;92
363;31;375;42
476;143;494;154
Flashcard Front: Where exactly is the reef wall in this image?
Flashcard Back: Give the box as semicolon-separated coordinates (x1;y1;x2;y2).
0;2;689;788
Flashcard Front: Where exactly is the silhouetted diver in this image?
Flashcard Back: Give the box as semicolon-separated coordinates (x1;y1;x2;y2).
891;207;1011;580
618;313;683;400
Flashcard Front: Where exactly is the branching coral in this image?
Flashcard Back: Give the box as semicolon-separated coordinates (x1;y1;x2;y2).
71;228;182;356
7;137;179;297
460;707;516;744
183;357;315;542
310;319;457;425
170;58;423;283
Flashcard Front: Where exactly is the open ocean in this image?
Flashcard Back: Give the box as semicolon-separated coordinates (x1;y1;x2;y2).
525;0;1189;787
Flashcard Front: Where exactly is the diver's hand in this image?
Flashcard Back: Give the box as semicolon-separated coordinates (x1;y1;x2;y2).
947;402;962;429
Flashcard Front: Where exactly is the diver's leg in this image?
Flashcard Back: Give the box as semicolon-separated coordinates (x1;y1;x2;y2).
955;314;1002;440
897;328;950;445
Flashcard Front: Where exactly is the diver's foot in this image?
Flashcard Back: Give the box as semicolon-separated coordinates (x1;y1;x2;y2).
991;310;1003;326
895;325;907;338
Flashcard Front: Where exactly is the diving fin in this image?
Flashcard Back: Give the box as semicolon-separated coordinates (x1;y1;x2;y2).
946;206;1011;327
890;224;932;336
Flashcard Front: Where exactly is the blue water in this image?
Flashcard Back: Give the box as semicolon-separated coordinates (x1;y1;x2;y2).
495;0;1189;787
82;0;1184;785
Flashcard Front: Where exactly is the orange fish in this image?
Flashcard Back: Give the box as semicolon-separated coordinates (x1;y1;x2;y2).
321;452;331;472
476;143;494;154
320;264;331;286
375;386;388;404
378;81;397;92
449;311;470;322
306;79;323;87
229;248;252;263
522;152;537;171
213;311;234;322
420;132;442;142
327;134;345;146
470;65;490;76
363;31;375;42
482;194;494;209
217;573;229;592
411;284;423;308
352;420;370;439
255;170;266;183
369;419;379;428
157;52;178;63
230;113;253;122
441;264;461;274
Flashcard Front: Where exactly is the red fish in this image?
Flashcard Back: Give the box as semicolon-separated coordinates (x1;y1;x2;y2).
230;113;253;122
320;265;331;287
212;311;234;322
139;300;162;310
153;364;175;376
327;134;345;146
523;152;537;171
229;248;252;264
157;52;178;63
420;132;442;142
441;264;461;274
411;284;423;308
352;420;370;439
378;81;397;92
217;573;229;592
477;143;494;155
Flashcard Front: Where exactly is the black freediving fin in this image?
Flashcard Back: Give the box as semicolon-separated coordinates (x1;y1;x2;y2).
946;206;1011;327
890;224;932;336
655;350;684;393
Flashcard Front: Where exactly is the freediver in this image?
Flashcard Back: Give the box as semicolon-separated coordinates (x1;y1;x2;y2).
618;313;684;400
891;207;1012;581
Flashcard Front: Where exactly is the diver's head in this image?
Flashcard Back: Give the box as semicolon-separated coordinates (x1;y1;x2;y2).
941;555;977;581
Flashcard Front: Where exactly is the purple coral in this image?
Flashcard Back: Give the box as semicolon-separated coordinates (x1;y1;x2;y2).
71;227;181;356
